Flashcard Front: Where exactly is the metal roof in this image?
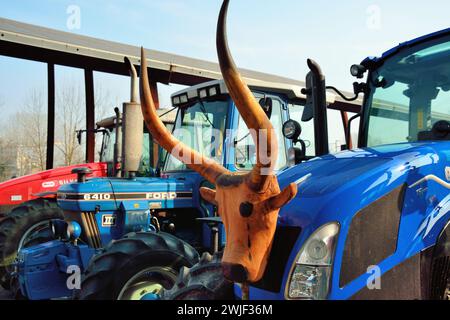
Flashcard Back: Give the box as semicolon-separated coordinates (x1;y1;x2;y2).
0;17;361;112
0;17;309;87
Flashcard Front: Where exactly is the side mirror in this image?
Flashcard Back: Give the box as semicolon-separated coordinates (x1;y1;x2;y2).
76;130;83;145
301;59;327;122
301;71;315;122
282;120;302;142
301;59;329;156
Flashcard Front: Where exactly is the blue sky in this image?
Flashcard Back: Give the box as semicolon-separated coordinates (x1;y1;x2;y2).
1;0;449;129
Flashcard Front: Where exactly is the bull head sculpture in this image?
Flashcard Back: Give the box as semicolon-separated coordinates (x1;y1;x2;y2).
139;0;297;283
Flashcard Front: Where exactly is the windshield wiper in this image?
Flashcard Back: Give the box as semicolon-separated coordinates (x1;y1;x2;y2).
198;99;216;129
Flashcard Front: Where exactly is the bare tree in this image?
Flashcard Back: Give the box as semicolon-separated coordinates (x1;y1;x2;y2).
0;89;48;179
54;83;85;166
54;81;115;166
16;90;47;172
0;136;17;181
0;80;120;181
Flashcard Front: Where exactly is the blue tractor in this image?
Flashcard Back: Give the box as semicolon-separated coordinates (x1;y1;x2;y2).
13;59;356;299
170;25;450;299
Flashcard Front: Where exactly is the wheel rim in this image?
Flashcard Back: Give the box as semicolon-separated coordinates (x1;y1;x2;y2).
18;220;52;250
117;267;177;300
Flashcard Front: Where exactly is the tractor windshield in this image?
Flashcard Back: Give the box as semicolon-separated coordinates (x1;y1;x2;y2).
365;34;450;146
163;97;229;172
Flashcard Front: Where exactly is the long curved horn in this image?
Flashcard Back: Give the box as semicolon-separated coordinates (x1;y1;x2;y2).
216;0;277;192
139;48;229;184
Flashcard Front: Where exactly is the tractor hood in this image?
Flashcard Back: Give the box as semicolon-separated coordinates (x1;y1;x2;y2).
277;142;450;229
57;175;195;212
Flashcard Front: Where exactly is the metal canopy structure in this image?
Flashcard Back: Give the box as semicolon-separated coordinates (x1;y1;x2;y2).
0;17;360;168
0;17;309;86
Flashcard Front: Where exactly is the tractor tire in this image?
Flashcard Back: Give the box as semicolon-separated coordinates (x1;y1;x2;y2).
0;198;63;290
9;274;27;300
430;256;450;300
78;232;199;300
162;251;234;300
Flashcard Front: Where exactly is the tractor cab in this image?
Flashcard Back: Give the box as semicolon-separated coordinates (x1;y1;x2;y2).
358;31;450;147
161;78;353;177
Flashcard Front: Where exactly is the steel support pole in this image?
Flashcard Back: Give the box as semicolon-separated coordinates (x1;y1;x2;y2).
84;68;95;163
46;63;55;170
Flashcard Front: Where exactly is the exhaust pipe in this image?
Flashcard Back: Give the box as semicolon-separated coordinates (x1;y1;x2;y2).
122;57;144;178
113;107;122;177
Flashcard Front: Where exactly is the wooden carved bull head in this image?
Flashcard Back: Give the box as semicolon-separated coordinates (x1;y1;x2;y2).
139;0;297;283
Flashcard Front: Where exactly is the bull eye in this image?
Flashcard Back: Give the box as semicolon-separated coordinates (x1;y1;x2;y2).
240;202;253;218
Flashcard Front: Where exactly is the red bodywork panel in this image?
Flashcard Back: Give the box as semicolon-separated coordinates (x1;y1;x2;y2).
0;163;108;214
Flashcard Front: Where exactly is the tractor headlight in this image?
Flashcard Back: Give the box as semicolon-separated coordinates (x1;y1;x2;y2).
173;96;180;105
286;222;339;300
199;88;208;99
66;221;82;241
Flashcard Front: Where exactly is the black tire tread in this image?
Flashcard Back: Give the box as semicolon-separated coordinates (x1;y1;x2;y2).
163;251;234;300
0;198;63;290
79;232;199;300
430;255;450;300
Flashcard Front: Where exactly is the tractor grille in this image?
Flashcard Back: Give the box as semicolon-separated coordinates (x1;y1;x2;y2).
63;210;102;248
81;212;102;248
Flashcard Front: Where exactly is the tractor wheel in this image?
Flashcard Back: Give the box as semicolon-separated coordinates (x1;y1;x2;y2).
9;274;26;300
78;232;199;300
0;198;63;290
162;251;234;300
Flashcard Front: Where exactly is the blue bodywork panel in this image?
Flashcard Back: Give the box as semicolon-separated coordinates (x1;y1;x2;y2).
17;241;95;300
246;142;450;299
57;171;219;247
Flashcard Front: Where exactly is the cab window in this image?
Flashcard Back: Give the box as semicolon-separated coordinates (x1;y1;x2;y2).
235;98;287;170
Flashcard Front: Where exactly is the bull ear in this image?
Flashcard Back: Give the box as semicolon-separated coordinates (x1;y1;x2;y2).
200;187;218;206
258;183;298;214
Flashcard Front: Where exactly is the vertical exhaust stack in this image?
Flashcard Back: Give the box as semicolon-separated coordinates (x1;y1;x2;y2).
113;107;122;177
122;57;144;178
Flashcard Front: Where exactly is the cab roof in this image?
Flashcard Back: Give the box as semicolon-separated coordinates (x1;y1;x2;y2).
363;27;450;68
171;79;362;113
